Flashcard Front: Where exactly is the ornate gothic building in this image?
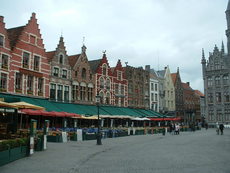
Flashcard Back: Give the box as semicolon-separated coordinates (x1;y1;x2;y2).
201;1;230;124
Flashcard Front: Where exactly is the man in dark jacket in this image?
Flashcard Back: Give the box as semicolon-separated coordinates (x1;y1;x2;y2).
219;124;224;135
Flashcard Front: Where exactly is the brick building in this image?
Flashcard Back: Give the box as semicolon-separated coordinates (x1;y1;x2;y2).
69;45;94;104
124;65;149;109
171;68;184;119
46;36;72;102
1;13;50;98
112;60;128;107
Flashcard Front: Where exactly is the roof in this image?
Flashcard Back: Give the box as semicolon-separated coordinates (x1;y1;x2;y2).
89;59;101;73
182;83;193;90
68;54;81;68
171;73;177;85
195;90;204;97
46;51;55;61
7;26;25;49
157;70;165;78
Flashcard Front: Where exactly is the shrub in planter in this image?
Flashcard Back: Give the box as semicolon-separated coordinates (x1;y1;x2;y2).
0;141;10;152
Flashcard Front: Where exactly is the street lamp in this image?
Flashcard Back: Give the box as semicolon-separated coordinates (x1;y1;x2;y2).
95;95;102;145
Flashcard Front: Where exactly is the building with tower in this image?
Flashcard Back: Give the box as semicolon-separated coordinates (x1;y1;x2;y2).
201;1;230;125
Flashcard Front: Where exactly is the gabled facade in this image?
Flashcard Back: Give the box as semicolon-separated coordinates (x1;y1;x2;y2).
89;53;113;105
158;66;175;114
171;68;184;119
194;90;204;122
201;1;230;125
46;36;71;102
0;16;11;93
7;13;50;98
124;65;149;109
69;45;94;104
112;60;128;107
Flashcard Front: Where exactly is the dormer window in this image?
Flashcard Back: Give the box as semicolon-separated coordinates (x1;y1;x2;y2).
59;54;63;64
53;67;59;77
0;35;4;47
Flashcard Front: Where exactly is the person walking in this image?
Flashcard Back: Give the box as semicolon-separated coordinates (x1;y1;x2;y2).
219;124;224;135
216;122;219;135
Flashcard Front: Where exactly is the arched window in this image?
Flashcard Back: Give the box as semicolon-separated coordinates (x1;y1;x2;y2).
223;75;229;85
106;78;110;90
207;77;213;87
215;76;220;86
106;92;110;104
102;64;107;75
82;68;86;79
99;92;104;104
59;54;63;64
100;77;104;89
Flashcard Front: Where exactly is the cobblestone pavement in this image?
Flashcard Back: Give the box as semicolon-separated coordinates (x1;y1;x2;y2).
1;129;230;173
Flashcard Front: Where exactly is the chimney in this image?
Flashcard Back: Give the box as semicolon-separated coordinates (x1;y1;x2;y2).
145;65;150;71
187;82;190;86
0;16;4;23
164;66;167;70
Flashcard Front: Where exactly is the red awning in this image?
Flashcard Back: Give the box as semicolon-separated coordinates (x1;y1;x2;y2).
148;117;181;121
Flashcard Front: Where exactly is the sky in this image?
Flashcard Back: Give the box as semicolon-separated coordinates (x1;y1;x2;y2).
1;0;228;92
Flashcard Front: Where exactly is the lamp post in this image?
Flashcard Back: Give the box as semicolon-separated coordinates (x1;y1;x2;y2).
95;95;102;145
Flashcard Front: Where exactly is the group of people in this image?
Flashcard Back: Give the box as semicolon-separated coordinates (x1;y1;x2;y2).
216;122;225;135
169;123;180;135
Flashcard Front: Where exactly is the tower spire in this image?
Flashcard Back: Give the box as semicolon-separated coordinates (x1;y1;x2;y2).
202;48;205;60
226;0;230;54
221;41;225;53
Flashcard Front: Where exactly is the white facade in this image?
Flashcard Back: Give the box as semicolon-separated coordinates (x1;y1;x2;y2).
150;78;159;112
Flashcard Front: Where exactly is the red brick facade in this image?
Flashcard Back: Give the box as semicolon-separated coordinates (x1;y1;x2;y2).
0;13;50;98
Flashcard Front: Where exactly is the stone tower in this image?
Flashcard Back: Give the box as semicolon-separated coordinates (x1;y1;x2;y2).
226;0;230;54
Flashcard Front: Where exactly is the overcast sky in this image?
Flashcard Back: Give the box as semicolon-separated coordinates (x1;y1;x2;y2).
1;0;228;92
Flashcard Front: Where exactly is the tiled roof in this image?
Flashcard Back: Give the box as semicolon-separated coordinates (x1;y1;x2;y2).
89;59;101;73
7;26;25;49
46;51;55;61
171;73;177;85
68;54;81;68
157;70;165;78
195;90;204;97
182;83;193;90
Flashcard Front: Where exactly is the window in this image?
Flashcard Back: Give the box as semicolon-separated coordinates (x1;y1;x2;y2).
0;73;7;91
115;84;119;94
27;75;33;93
121;85;124;95
50;84;56;100
81;68;86;79
57;85;63;101
75;71;78;78
30;35;36;44
102;64;107;75
34;55;40;71
207;77;213;87
100;77;104;89
23;52;30;68
0;35;4;47
80;86;86;101
151;83;154;91
224;92;230;102
151;93;154;101
117;71;122;80
59;54;63;64
64;86;69;101
215;62;220;70
105;92;110;104
15;73;22;91
88;87;93;101
1;54;8;69
62;69;67;78
155;94;158;101
106;78;110;90
53;67;59;77
155;84;158;91
215;76;220;86
216;92;221;103
129;84;133;93
72;85;79;100
38;78;43;95
223;75;229;85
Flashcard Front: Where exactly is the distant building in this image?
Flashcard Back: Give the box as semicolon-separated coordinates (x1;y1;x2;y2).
194;90;205;123
124;65;149;109
201;1;230;125
171;68;184;119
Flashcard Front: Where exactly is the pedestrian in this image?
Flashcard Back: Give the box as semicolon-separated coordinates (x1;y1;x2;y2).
216;122;219;135
219;124;224;135
205;123;208;130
